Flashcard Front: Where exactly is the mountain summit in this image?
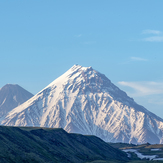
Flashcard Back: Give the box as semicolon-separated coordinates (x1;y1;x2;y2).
1;65;163;144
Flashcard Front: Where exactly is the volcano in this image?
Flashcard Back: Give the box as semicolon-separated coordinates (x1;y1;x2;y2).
1;65;163;144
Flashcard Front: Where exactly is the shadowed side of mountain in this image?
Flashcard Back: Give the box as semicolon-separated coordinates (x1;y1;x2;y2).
0;84;33;118
0;126;129;163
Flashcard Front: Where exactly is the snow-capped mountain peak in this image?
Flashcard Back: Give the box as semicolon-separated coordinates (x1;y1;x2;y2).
1;65;163;144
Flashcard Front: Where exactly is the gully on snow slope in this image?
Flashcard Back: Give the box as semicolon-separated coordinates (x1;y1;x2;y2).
1;65;163;144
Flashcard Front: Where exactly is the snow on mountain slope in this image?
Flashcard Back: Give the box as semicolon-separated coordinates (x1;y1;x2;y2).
0;84;33;118
1;65;163;144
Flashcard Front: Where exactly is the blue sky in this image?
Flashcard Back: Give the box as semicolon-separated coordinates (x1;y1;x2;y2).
1;1;163;118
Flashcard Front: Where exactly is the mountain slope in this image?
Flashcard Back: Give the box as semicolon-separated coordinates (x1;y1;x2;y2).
0;84;33;118
0;126;129;163
1;65;163;144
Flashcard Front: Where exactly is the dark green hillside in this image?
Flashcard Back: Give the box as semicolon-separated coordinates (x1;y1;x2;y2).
0;126;129;163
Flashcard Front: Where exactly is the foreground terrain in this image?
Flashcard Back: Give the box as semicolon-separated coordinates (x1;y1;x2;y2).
1;125;163;162
109;142;163;162
0;126;129;163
